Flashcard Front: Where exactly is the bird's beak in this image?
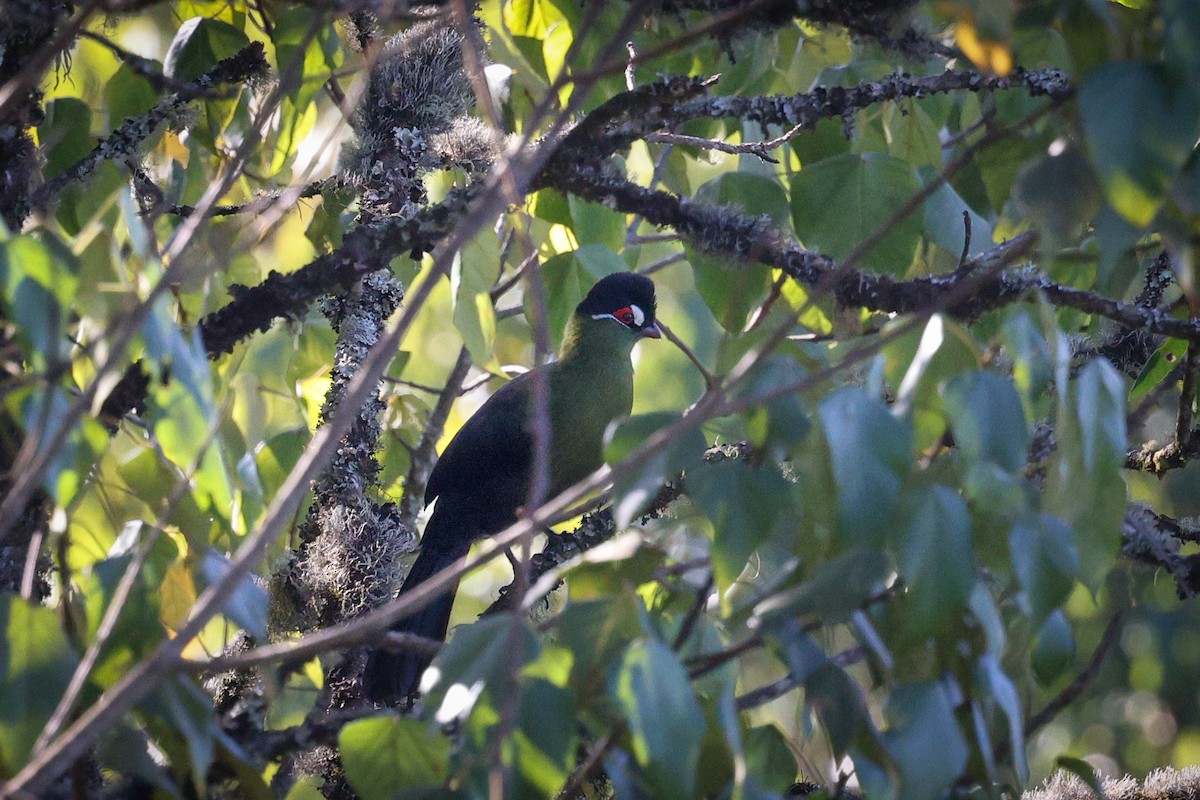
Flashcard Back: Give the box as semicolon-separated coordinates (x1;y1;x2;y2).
641;322;662;339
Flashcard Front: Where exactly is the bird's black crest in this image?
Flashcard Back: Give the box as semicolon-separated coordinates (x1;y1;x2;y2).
576;272;657;320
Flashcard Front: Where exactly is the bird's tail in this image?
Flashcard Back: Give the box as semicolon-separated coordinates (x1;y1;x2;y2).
361;537;469;704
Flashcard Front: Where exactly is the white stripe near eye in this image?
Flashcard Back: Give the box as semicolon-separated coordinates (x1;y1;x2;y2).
629;305;645;326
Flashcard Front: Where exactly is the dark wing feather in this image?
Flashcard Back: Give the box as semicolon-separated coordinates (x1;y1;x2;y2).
425;371;534;506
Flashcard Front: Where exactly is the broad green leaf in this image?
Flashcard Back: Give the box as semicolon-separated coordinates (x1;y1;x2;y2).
791;152;922;273
199;550;269;639
1001;310;1053;419
1008;515;1078;625
1055;755;1105;798
271;97;318;175
553;596;644;693
976;655;1028;783
1032;609;1076;686
737;356;811;459
942;371;1030;473
567;195;627;251
536;244;626;350
146;679;217;792
691;172;788;330
340;715;451;800
743;725;798;792
452;232;502;371
104;62;160;129
923;180;994;259
805;662;869;757
1013;150;1102;247
165;17;251;82
38;98;93;180
512;679;577;796
689;458;798;592
0;234;79;367
19;388;106;507
898;487;976;639
0;597;79;776
605;412;704;527
881;682;970;800
752;549;890;628
1046;359;1126;588
818;388;912;546
695;172;791;228
271;8;342;109
1079;61;1199;226
882;101;942;169
421;614;540;718
611;640;704;800
1130;338;1187;404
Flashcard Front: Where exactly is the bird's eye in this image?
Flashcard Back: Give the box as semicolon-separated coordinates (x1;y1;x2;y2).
620;311;635;324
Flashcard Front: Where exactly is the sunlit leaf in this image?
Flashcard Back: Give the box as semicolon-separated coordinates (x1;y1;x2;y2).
791;152;922;273
611;639;704;800
0;597;79;775
340;715;451;799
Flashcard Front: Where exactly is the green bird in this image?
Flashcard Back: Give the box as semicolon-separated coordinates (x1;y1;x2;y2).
363;271;660;704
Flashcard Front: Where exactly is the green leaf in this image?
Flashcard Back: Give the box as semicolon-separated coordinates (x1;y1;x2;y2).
898;487;976;639
1130;338;1188;404
0;234;79;367
1032;609;1076;686
817;388;912;546
1013;150;1102;247
689;458;798;592
1046;359;1127;588
737;356;811;459
882;101;942;169
743;725;798;792
752;548;890;629
1079;61;1199;227
1001;310;1053;419
610;640;705;800
452;232;502;370
567;195;627;251
696;172;791;227
1055;755;1105;799
19;388;106;507
536;244;627;350
199;550;269;639
791;152;922;273
605;412;704;528
1008;514;1078;625
553;596;644;692
805;662;870;757
512;679;577;796
421;614;540;718
976;655;1028;783
942;371;1030;473
38;98;93;180
165;17;251;82
690;254;773;333
881;682;970;800
922;180;994;260
690;172;788;330
271;8;342;109
0;596;79;776
104;62;160;128
340;715;451;800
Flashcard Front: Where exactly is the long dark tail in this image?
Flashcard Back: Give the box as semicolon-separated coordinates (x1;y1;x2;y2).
362;537;469;704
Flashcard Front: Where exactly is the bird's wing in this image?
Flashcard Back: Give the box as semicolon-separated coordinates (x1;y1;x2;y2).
424;370;534;505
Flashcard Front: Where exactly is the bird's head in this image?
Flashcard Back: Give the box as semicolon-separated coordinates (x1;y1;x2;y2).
575;272;661;340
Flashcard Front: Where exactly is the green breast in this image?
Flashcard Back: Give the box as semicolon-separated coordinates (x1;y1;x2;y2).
545;317;637;493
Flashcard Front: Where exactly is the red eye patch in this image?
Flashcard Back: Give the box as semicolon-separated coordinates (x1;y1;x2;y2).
613;306;635;325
